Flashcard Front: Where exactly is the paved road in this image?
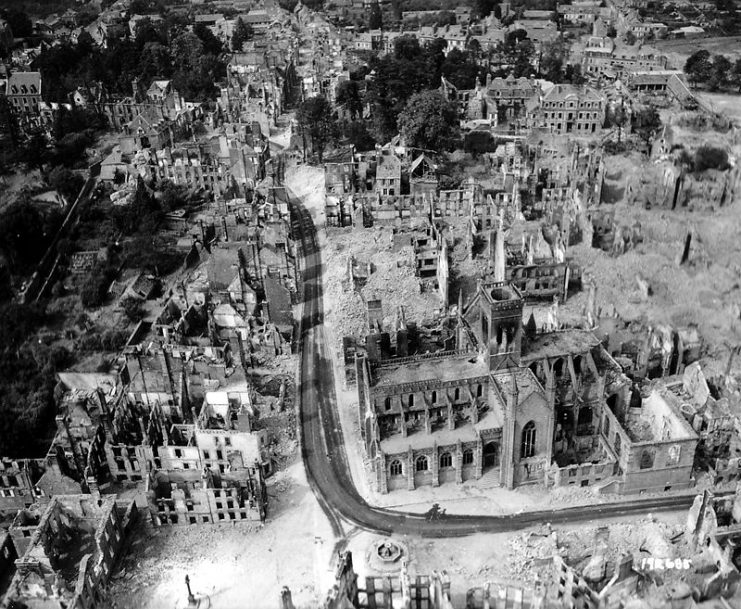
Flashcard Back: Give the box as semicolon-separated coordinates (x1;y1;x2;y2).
289;190;710;539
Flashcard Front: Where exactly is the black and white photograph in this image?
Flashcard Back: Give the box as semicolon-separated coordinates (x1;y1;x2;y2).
0;0;740;606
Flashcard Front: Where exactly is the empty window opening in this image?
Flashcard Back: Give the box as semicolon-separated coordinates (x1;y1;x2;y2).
521;421;536;459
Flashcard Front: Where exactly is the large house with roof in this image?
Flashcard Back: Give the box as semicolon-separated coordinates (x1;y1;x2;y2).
5;71;42;129
533;84;606;136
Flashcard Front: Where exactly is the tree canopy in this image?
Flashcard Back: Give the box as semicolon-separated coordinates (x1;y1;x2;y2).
397;90;460;151
336;80;363;119
693;146;730;172
0;201;62;272
684;50;713;85
231;17;254;51
369;0;383;29
632;105;661;146
0;302;58;458
31;19;226;103
297;95;336;161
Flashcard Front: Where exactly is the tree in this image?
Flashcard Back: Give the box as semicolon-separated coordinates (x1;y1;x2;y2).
397;90;460;151
336;80;363;119
539;38;566;82
0;202;51;270
231;17;253;52
139;42;173;81
467;38;482;61
0;95;19;149
693;146;729;172
22;134;49;171
472;0;499;19
464;130;496;156
339;119;376;150
605;103;628;142
128;0;151;14
120;296;145;322
80;275;108;308
171;31;204;72
441;48;485;89
369;0;383;29
297;95;336;161
134;17;165;48
708;54;732;91
50;132;93;168
733;58;741;93
158;180;193;211
47;166;84;202
606;25;617;38
0;265;12;303
498;31;535;78
2;9;33;38
194;22;224;56
684;50;713;86
364;35;447;143
633;105;661;147
563;63;586;85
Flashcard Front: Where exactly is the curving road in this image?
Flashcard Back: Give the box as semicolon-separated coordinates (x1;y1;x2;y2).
289;189;712;539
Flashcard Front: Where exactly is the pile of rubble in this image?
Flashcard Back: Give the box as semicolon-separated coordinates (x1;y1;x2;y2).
502;516;689;589
502;526;561;586
323;228;443;351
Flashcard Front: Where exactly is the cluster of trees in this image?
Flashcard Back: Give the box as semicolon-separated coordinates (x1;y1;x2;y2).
604;103;661;148
80;260;117;307
685;50;741;91
279;0;324;11
75;328;128;353
0;201;63;273
682;145;730;173
471;0;503;19
301;28;599;157
364;36;484;143
369;1;383;29
403;10;457;29
0;302;60;457
0;8;33;39
537;38;587;85
398;90;459;151
296;36;484;156
230;17;254;52
298;86;459;159
31;15;226;104
78;179;182;307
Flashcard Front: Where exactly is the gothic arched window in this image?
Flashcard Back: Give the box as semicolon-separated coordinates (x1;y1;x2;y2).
521;421;536;459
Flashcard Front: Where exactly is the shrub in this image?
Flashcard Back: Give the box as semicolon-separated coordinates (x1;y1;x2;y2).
120;295;144;322
693;146;729;172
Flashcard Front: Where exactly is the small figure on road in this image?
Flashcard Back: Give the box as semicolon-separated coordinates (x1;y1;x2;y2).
425;503;446;521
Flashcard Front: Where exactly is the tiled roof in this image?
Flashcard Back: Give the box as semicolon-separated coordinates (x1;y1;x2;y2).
6;71;41;96
544;84;603;102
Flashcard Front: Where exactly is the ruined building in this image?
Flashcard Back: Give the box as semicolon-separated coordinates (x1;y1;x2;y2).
4;494;138;609
356;278;698;495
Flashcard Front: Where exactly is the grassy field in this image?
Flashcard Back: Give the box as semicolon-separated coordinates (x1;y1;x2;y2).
653;35;741;69
695;91;741;123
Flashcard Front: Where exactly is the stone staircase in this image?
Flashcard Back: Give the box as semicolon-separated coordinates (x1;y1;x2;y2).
476;468;502;489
